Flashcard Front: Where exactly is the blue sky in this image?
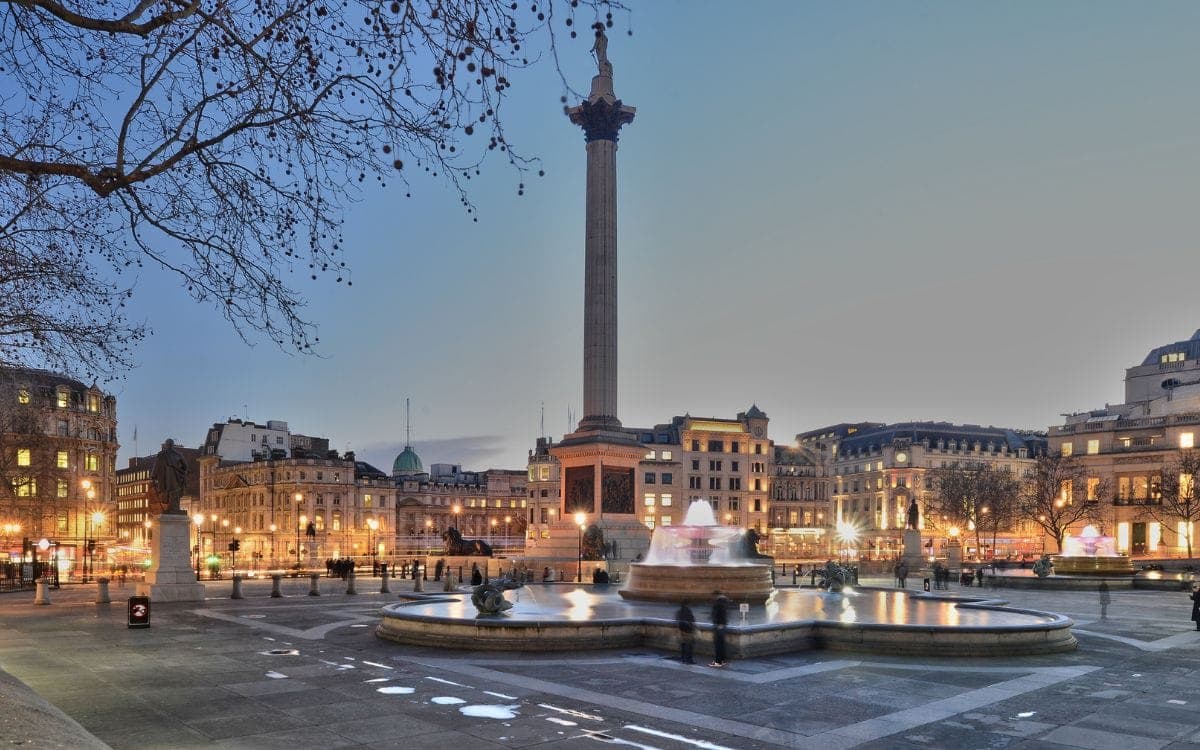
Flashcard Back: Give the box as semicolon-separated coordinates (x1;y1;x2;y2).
113;2;1200;472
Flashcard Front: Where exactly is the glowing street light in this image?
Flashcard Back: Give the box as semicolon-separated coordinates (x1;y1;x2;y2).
575;511;586;582
366;517;379;574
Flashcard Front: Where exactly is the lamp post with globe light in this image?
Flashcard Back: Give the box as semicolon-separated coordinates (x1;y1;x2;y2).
366;517;379;575
269;523;277;569
192;514;204;578
294;492;303;569
575;511;586;582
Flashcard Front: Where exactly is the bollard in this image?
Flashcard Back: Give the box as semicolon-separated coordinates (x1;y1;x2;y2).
96;577;111;604
380;564;390;594
443;571;455;592
308;572;321;596
346;568;357;595
414;574;424;593
34;577;51;605
792;569;798;586
231;575;244;599
270;574;282;598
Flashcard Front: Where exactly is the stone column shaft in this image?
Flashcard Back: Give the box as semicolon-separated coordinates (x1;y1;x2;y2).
582;139;619;429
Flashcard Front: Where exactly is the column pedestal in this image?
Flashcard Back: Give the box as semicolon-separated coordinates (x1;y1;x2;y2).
902;529;926;570
137;514;205;602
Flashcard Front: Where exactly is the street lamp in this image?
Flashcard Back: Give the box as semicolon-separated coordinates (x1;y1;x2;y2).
87;510;104;582
504;515;511;549
425;518;433;554
269;523;277;569
366;517;378;574
490;518;497;545
294;492;303;569
575;511;586;582
192;513;204;578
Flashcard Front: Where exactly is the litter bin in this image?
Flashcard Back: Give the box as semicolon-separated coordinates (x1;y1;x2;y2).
127;596;151;629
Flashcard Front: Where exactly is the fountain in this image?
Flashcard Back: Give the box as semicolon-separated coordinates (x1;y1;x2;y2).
1051;525;1135;575
617;501;775;604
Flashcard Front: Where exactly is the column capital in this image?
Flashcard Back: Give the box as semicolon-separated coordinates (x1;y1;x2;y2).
567;98;636;143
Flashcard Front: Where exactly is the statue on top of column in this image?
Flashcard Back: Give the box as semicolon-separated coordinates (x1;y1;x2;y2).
591;25;612;75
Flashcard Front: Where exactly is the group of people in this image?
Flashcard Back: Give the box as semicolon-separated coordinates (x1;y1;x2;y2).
675;592;730;668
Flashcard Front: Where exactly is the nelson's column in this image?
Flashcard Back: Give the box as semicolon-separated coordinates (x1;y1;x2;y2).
549;27;651;575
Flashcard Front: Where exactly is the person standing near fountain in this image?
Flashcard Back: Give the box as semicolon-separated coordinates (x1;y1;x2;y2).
1098;581;1111;619
676;602;696;664
1190;583;1200;631
709;591;729;668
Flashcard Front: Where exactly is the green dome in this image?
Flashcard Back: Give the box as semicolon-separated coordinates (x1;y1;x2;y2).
392;445;423;475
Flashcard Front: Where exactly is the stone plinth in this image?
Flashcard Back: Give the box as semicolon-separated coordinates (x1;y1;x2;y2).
901;529;926;569
619;563;774;604
136;514;205;602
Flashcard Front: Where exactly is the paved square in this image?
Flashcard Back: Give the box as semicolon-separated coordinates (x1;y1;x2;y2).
4;577;1200;748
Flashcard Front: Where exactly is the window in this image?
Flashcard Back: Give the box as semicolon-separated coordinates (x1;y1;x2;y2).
645;450;656;460
731;442;740;453
16;448;30;467
755;479;762;491
643;516;656;530
332;512;342;531
56;451;68;469
660;516;671;526
276;436;284;444
250;433;257;443
56;480;68;498
13;478;36;496
709;460;722;471
644;472;655;484
316;471;323;480
729;478;742;491
86;454;98;471
661;472;673;485
363;494;372;506
528;468;537;482
17;388;30;404
691;440;700;451
316;494;325;505
709;477;721;490
661;451;672;461
1161;352;1186;363
1086;478;1100;501
540;489;548;498
644;494;655;507
1060;442;1073;457
729;499;739;512
689;477;701;489
56;390;68;408
731;460;740;472
708;440;724;452
1086;439;1100;455
1182;433;1195;449
754;443;764;455
691;460;700;471
753;498;762;512
661;494;672;506
56;420;68;437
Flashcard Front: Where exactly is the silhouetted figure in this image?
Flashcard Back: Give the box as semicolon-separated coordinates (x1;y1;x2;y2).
676;602;696;664
1099;581;1111;619
709;591;729;667
906;499;919;530
470;563;483;586
1190;584;1199;631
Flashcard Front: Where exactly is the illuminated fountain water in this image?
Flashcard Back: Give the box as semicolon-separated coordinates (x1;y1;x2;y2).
1051;524;1135;575
618;500;775;604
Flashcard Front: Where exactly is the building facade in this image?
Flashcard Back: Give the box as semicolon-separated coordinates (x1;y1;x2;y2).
1049;329;1200;556
114;445;201;549
814;421;1045;559
0;367;118;573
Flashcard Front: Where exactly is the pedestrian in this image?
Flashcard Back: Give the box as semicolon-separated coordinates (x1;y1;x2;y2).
893;562;901;587
897;561;908;589
676;601;696;664
709;591;729;667
435;559;445;581
1099;581;1111;619
542;566;552;582
1190;584;1200;631
975;567;984;587
471;563;483;586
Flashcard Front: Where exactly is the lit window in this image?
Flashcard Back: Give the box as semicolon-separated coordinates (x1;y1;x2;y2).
661;451;672;461
644;494;655;506
56;390;68;408
539;466;550;481
16;448;30;467
56;451;69;469
661;516;671;526
1060;442;1073;456
17;389;29;404
643;516;655;530
1087;440;1100;455
661;494;672;506
87;393;100;413
363;494;372;506
1182;433;1195;449
86;454;98;471
56;480;67;498
13;478;36;497
645;450;656;460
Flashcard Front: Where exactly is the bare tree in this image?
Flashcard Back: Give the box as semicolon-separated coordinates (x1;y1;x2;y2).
1;0;623;379
927;462;1019;555
1139;450;1200;558
1017;454;1106;552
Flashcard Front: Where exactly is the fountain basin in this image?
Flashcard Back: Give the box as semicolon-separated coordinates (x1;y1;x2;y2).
619;562;774;604
1050;554;1135;575
375;586;1076;657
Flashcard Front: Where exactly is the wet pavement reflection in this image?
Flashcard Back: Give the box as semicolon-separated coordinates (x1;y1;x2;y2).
391;585;1060;628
